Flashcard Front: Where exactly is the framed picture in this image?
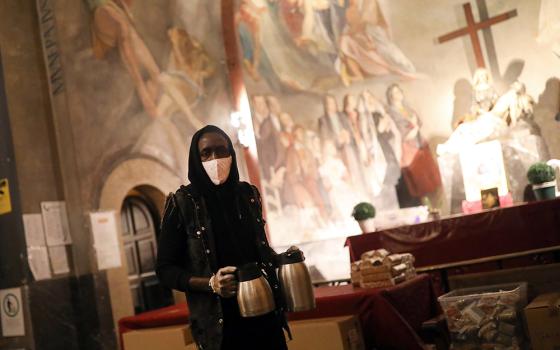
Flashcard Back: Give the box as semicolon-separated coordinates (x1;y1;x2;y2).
481;187;500;209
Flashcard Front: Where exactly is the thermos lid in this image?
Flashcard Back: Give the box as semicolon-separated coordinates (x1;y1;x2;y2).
237;262;262;282
277;250;305;265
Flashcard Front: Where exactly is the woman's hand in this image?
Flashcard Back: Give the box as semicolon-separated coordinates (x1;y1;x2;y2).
210;266;238;298
286;246;304;259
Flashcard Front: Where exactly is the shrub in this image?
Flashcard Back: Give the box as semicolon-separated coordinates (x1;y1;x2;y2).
351;202;376;221
527;162;556;185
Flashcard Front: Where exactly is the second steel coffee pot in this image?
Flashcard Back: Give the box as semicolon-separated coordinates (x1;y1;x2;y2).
277;250;316;312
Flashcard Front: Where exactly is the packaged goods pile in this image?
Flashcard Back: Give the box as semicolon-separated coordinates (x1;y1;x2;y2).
350;249;417;288
438;283;528;350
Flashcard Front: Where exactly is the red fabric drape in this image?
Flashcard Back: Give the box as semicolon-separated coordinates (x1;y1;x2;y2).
118;275;439;350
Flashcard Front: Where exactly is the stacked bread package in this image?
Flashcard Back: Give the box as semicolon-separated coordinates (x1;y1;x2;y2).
350;249;416;288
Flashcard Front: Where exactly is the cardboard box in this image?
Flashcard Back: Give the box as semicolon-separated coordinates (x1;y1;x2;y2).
525;293;560;350
288;316;365;350
123;325;195;350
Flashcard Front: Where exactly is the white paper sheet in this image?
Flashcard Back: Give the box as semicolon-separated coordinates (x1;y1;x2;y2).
460;141;509;202
41;201;72;246
48;245;70;274
90;211;122;270
22;213;47;247
0;287;25;337
27;246;52;281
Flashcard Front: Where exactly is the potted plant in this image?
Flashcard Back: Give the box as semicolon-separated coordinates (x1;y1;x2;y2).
527;162;557;200
352;202;376;233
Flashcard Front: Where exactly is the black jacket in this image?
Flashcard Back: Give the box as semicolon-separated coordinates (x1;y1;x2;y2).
156;126;288;350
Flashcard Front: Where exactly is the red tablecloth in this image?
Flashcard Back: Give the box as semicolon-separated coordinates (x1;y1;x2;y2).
119;275;440;350
345;198;560;266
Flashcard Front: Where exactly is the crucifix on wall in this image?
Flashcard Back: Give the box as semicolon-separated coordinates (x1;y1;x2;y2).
437;0;517;78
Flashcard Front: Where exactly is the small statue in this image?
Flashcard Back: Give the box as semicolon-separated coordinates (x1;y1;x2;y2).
491;81;535;129
453;68;499;129
437;80;540;156
471;68;499;117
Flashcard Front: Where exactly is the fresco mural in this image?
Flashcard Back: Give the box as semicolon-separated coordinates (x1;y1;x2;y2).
236;0;419;93
233;0;560;281
235;0;436;252
37;0;560;282
37;0;236;206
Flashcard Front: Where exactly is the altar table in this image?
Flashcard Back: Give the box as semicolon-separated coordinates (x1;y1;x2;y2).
119;275;440;350
345;198;560;291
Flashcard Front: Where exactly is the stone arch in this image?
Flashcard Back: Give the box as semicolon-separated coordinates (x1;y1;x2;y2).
97;157;183;335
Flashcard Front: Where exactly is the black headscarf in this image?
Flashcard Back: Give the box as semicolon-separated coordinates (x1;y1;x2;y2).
187;125;258;269
188;125;240;195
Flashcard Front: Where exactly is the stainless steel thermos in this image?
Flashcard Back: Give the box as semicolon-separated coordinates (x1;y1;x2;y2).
236;262;275;317
277;250;316;312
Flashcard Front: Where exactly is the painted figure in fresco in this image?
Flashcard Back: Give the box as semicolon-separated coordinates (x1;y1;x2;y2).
236;0;335;92
257;95;285;179
356;92;386;196
236;0;266;81
251;95;269;138
341;94;372;195
288;126;329;219
318;95;351;155
386;84;441;203
89;0;161;117
156;27;215;128
283;0;345;57
336;0;416;86
319;141;357;219
361;90;402;185
167;27;216;91
360;90;402;209
281;123;314;209
88;0;205;130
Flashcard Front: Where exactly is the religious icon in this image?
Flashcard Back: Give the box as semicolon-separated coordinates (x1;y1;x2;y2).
481;187;500;209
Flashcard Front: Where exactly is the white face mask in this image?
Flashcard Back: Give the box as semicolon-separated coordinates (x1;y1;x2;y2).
202;156;232;185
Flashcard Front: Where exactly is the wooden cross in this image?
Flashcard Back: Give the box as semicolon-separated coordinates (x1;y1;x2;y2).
437;2;517;68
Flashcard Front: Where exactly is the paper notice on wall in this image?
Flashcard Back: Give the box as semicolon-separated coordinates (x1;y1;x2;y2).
90;211;122;270
0;287;25;337
27;246;52;281
22;213;47;247
48;245;70;274
41;201;72;246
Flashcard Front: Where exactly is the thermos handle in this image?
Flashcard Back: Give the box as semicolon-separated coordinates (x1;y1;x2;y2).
277;249;305;266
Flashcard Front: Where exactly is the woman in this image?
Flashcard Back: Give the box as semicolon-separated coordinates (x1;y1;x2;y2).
157;126;290;349
386;84;441;205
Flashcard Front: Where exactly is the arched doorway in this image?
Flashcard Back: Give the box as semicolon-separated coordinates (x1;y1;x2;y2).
98;157;183;330
120;190;174;314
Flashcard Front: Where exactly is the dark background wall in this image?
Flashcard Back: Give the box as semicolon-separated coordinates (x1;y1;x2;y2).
0;1;116;349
